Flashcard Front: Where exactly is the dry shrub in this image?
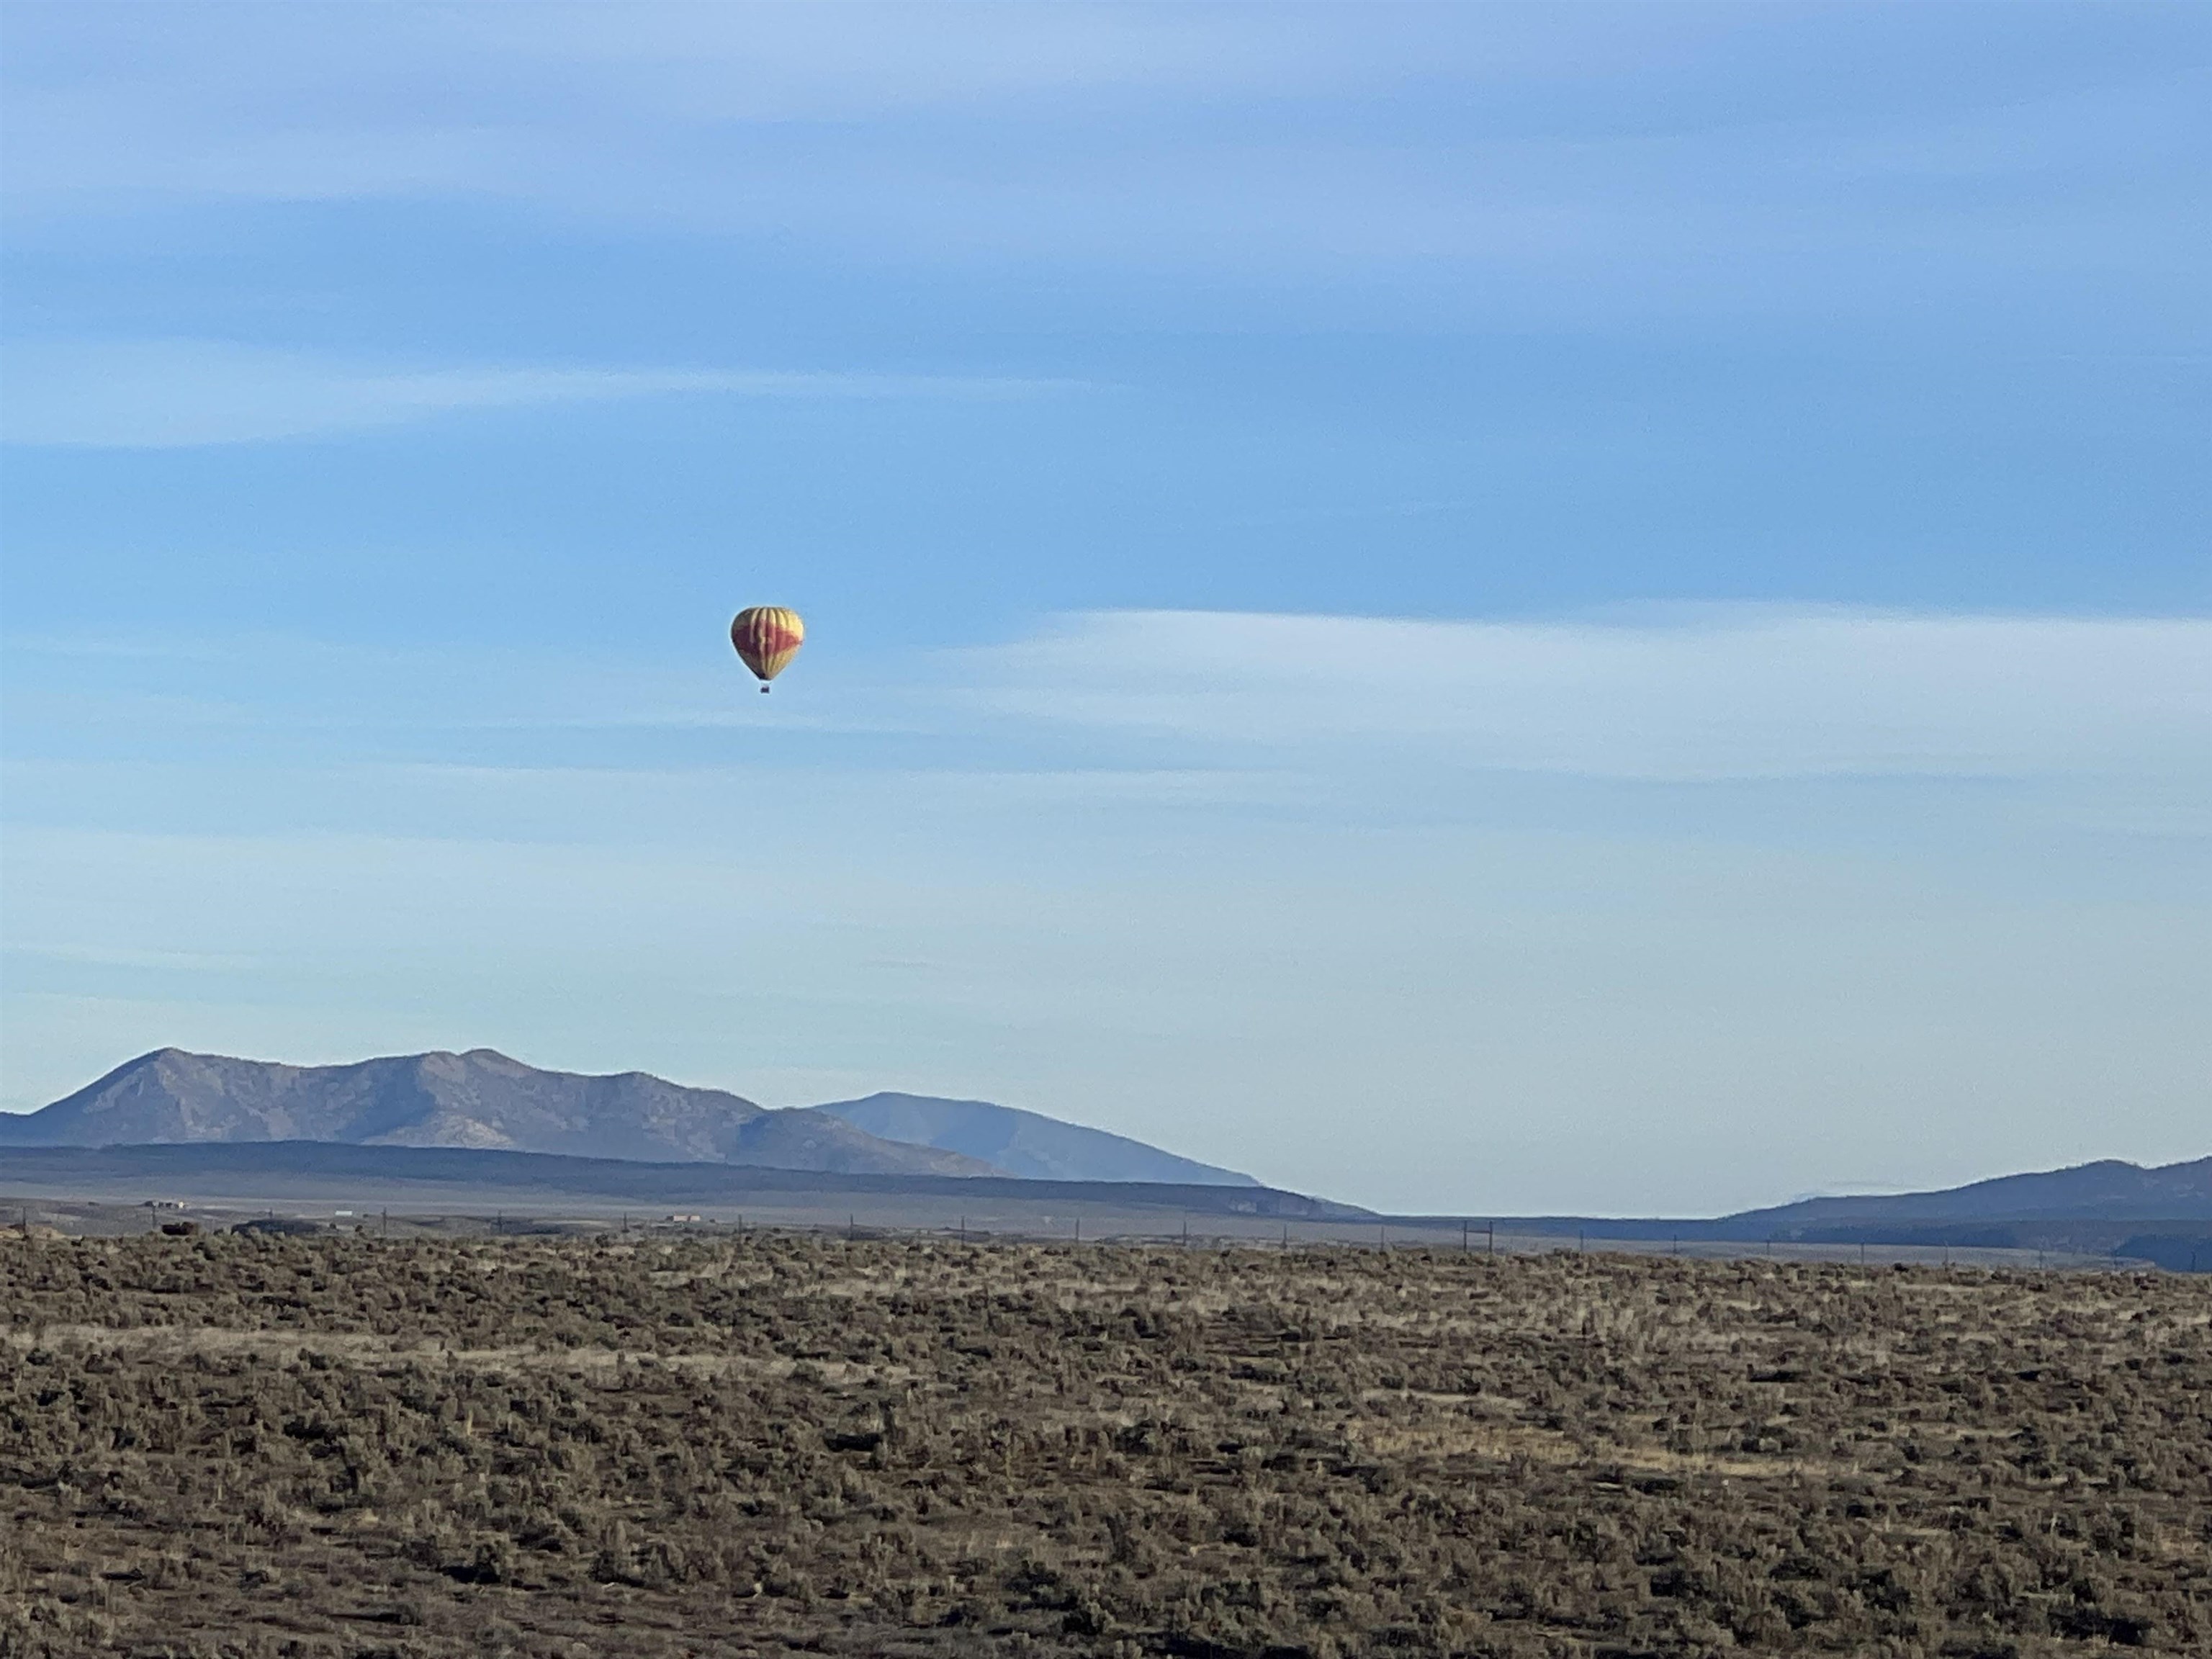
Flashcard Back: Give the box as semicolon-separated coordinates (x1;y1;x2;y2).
1;1232;2206;1656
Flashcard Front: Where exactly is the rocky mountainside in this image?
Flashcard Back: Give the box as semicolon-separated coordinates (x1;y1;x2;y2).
814;1092;1258;1186
0;1049;997;1177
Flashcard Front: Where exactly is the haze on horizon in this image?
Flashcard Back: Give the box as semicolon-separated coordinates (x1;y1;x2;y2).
1;3;2205;1216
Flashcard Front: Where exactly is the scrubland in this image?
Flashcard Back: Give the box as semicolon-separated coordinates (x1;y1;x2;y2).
2;1231;2206;1658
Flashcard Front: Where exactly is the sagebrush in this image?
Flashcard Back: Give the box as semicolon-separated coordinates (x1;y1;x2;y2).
3;1232;2206;1657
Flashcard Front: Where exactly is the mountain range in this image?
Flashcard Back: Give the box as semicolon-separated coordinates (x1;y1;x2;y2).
1713;1157;2212;1230
1449;1156;2212;1269
3;1051;2200;1267
0;1048;1258;1186
1465;1156;2212;1241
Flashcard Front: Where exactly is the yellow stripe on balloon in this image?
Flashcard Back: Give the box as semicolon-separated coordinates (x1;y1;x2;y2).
731;606;805;682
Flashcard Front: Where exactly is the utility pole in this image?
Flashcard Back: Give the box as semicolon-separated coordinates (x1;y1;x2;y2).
1462;1219;1469;1254
1486;1222;1495;1257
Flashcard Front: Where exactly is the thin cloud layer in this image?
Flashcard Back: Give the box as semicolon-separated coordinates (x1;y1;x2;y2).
967;608;2212;783
5;6;2200;339
14;607;2203;793
0;340;1080;447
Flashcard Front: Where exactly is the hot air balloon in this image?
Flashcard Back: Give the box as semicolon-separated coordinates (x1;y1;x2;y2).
730;606;804;692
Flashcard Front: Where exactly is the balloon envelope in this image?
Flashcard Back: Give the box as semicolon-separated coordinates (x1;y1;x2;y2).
731;607;804;683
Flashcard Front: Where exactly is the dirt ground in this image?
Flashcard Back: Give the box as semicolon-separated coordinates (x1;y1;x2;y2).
2;1231;2206;1658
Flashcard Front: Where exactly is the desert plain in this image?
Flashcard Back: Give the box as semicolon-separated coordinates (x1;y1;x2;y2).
2;1229;2206;1658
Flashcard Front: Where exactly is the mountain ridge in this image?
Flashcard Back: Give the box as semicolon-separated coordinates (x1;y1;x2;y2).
0;1049;996;1177
1721;1156;2212;1230
1382;1156;2212;1263
0;1050;1259;1186
814;1092;1257;1187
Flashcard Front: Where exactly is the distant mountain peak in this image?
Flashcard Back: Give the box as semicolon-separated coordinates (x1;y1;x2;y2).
813;1091;1259;1187
1724;1155;2212;1231
2;1051;1262;1190
0;1048;997;1178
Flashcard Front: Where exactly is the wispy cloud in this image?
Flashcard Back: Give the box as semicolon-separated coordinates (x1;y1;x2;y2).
963;607;2212;785
13;606;2204;793
0;339;1082;447
5;8;2200;338
7;944;258;973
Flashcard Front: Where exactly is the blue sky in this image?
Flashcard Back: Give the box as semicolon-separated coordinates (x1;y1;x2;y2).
1;3;2205;1213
